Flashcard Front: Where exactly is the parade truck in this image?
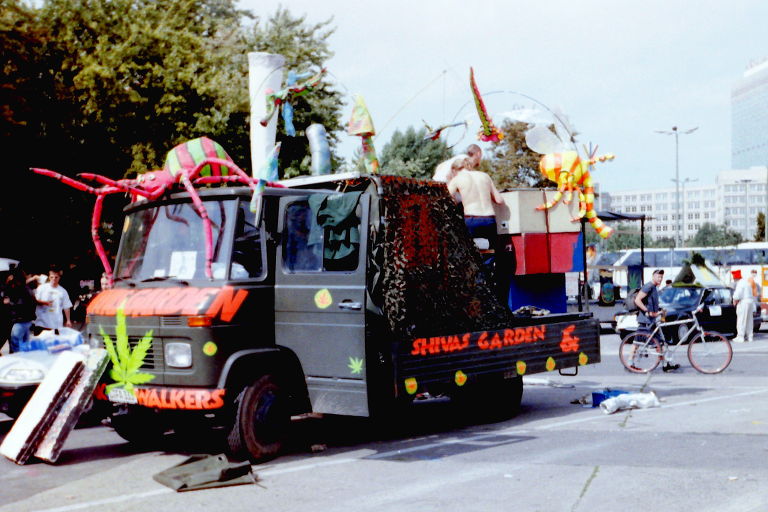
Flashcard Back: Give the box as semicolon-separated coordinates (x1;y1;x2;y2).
85;173;600;462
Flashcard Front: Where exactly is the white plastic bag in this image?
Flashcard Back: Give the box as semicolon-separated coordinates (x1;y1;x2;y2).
599;391;660;414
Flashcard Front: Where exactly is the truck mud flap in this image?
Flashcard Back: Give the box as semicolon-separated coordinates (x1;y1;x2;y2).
394;318;600;396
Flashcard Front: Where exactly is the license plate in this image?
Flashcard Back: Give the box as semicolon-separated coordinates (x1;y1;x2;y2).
108;387;138;404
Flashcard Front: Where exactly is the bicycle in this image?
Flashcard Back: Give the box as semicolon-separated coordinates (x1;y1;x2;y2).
619;306;733;374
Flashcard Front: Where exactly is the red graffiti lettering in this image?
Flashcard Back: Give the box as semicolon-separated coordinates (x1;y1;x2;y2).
206;286;249;322
477;331;489;349
560;324;579;352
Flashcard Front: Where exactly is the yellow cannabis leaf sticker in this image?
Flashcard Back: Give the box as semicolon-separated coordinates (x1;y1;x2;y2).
314;288;333;309
100;306;155;394
404;377;418;395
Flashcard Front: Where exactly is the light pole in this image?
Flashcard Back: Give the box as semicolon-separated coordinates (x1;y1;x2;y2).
656;126;699;246
672;177;698;244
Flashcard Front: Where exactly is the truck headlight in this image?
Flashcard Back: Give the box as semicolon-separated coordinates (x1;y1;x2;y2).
165;343;192;368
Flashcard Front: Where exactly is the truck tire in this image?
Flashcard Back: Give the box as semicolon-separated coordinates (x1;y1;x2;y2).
111;406;168;446
227;374;289;463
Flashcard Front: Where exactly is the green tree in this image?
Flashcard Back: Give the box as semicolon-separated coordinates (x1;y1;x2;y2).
486;120;546;190
1;1;343;271
586;222;643;251
755;212;765;242
379;126;452;179
688;222;744;247
38;0;249;174
649;236;676;249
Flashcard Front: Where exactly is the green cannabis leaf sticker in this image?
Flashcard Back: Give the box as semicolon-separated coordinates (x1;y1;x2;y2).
100;306;155;394
347;356;364;375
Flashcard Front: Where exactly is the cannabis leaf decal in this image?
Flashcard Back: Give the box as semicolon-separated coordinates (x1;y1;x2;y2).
100;307;155;394
347;356;364;375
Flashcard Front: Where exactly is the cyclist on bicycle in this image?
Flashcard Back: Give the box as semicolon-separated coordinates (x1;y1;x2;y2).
635;268;679;372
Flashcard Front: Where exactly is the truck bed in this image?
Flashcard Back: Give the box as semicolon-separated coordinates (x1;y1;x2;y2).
394;313;599;396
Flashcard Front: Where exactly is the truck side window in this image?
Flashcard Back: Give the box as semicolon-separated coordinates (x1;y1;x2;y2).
231;204;264;279
284;202;323;272
283;199;361;272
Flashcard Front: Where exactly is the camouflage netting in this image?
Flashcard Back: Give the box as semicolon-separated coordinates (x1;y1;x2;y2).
359;175;513;339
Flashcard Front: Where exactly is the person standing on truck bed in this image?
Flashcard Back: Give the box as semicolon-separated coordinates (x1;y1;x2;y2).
432;144;483;183
635;269;678;372
447;156;504;242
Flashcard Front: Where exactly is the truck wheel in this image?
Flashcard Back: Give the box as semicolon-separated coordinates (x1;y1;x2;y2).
111;407;168;446
227;374;289;463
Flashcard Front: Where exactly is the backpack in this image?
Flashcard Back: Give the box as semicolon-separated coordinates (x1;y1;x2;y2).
625;287;643;313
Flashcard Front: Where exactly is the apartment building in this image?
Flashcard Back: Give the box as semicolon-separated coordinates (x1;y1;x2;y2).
603;167;767;242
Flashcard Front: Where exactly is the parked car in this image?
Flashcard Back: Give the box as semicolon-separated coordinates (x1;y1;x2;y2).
614;284;761;342
0;330;109;424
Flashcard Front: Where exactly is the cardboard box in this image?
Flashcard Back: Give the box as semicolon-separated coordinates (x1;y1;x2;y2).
495;190;581;234
502;232;584;275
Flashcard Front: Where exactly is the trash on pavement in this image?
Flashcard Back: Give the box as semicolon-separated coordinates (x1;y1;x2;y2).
153;454;257;492
591;388;629;408
599;391;660;414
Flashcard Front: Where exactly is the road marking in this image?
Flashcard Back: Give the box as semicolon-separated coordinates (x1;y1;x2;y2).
26;387;768;512
28;489;169;512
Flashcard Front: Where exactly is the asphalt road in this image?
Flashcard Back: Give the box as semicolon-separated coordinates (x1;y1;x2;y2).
1;332;767;512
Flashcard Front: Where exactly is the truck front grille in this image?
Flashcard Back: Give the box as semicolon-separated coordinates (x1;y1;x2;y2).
127;336;164;369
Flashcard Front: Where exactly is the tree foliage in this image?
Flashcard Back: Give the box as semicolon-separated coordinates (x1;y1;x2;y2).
687;222;744;247
0;0;342;272
485;120;548;191
755;212;765;242
379;126;452;179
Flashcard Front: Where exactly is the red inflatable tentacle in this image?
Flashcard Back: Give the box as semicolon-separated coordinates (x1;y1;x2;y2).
92;192;115;285
31;168;101;194
187;157;258;192
78;173;152;199
180;175;214;279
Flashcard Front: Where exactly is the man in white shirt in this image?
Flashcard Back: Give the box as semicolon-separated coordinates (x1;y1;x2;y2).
732;269;754;342
35;268;73;330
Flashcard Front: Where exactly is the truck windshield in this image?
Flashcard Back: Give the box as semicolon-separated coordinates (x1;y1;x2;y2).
114;199;238;281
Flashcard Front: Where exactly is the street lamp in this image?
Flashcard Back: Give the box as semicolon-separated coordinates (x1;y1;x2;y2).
672;177;698;244
656;126;699;247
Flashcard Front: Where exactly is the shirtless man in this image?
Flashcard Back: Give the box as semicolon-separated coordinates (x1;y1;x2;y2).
447;161;503;241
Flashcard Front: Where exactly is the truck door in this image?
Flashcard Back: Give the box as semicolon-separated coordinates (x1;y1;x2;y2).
275;193;369;416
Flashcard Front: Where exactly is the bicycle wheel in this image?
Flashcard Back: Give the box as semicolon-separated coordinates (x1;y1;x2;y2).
619;332;663;373
688;331;732;374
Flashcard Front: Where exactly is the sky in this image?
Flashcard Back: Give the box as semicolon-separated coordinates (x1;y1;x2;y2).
239;0;768;193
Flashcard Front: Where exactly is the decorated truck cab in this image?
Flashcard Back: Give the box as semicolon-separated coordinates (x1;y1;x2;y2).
85;172;600;462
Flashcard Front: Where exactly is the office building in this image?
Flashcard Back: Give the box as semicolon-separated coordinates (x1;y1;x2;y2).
603;167;768;242
732;58;768;168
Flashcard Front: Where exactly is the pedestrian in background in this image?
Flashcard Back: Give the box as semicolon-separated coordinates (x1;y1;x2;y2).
35;266;72;331
732;269;755;343
2;268;38;352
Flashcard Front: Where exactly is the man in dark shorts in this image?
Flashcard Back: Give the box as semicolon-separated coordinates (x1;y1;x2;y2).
635;268;678;372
